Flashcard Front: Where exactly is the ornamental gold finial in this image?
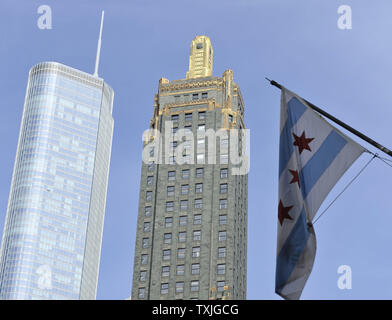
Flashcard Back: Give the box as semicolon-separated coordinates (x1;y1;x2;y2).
186;35;213;79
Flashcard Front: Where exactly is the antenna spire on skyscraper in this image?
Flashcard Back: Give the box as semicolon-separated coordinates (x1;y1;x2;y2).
94;10;105;77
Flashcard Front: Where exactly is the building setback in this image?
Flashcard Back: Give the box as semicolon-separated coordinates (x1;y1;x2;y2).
131;36;248;300
0;62;114;299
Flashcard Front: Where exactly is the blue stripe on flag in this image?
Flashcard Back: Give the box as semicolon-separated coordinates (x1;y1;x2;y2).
279;97;307;177
299;130;347;199
275;206;310;293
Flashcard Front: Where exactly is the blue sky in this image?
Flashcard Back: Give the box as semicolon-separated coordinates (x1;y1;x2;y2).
1;0;392;299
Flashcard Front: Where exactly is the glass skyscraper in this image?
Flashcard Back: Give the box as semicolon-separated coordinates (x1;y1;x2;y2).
0;62;114;299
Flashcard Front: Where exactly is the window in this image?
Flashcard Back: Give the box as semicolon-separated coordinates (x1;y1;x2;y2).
172;127;178;134
191;263;200;275
195;183;203;193
167;186;175;197
217;281;226;292
166;201;174;212
149;147;155;157
179;216;187;227
176;265;185;276
180;200;188;211
171;114;179;122
142;238;149;249
219;215;227;225
198;111;206;120
162;266;170;277
178;232;186;243
174;95;180;103
217;264;226;275
146;191;152;202
168;171;176;181
191;280;199;292
148;162;155;171
183;154;191;164
219;199;228;209
169;156;176;164
144;222;150;232
145;206;152;217
193;230;201;241
196;168;204;178
140;271;147;281
220;168;228;179
228;114;233;123
194;214;202;225
194;199;203;209
176;282;184;293
192;247;200;258
218;247;226;258
183;140;192;150
171;140;178;150
197;153;204;164
177;248;186;259
220;138;229;150
201;92;208;99
198;124;205;132
147;176;153;186
196;43;203;49
138;288;145;299
220;154;229;164
161;283;169;295
185;113;193;122
141;254;148;265
181;184;189;195
219;231;227;241
192;93;199;100
164;233;172;244
197;138;205;151
184;125;192;132
163;249;171;261
220;183;228;194
182;169;190;179
165;217;173;228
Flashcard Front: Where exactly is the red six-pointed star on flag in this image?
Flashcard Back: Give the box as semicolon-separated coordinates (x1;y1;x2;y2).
293;131;314;154
278;200;293;225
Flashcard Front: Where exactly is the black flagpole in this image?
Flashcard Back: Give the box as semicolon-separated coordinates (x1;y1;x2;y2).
266;78;392;158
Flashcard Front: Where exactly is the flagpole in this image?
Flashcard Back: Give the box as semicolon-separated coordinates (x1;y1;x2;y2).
266;78;392;158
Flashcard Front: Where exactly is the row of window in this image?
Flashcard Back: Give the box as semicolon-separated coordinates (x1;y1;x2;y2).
170;123;206;134
164;198;228;211
140;233;227;265
159;224;227;243
139;262;226;284
168;168;228;180
147;164;229;181
137;281;226;299
161;214;226;228
167;153;229;165
145;183;228;197
171;110;206;122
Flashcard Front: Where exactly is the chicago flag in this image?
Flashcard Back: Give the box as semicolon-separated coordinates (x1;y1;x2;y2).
276;87;365;299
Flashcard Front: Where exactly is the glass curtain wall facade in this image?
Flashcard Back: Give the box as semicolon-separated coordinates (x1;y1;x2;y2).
0;62;114;299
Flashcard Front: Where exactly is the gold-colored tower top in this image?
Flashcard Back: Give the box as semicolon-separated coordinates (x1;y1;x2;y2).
186;35;213;79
